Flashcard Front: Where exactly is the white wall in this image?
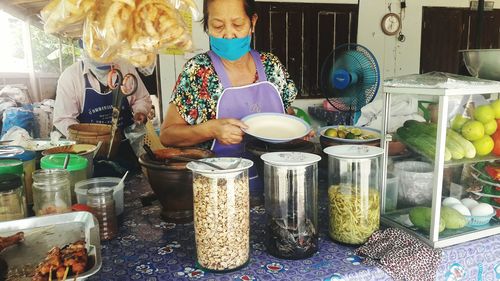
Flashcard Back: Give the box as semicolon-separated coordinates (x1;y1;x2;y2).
158;0;500;121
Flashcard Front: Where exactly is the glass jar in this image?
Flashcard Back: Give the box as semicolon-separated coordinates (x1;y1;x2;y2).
0;146;36;205
0;174;26;221
32;169;72;216
261;152;321;259
324;145;383;245
87;187;118;241
186;158;253;272
41;154;88;203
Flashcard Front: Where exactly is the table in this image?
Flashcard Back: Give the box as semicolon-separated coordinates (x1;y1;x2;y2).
89;174;500;281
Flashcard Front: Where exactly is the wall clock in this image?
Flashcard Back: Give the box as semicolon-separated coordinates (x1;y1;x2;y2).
381;13;401;36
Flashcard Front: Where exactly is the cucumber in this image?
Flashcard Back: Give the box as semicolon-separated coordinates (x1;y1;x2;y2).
397;126;452;161
403;121;466;160
447;129;476;159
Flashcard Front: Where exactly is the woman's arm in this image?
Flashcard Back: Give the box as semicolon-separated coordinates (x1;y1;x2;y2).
160;104;247;147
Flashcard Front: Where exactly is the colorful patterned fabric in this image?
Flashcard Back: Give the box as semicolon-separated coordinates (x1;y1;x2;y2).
170;51;298;149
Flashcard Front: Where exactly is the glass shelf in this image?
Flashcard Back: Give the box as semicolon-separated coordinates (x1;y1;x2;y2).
382;208;500;248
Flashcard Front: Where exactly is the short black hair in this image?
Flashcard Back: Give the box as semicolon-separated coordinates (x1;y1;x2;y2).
202;0;256;32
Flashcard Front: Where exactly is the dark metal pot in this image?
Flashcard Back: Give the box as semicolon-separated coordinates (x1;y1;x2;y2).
138;148;213;223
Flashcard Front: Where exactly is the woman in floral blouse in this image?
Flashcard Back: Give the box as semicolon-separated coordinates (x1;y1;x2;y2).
160;0;298;153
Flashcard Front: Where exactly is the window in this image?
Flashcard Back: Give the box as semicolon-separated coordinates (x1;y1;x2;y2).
0;10;81;74
254;2;358;99
0;10;28;72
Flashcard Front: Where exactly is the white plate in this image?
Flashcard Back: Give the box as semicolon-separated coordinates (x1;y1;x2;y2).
242;113;311;143
319;126;381;144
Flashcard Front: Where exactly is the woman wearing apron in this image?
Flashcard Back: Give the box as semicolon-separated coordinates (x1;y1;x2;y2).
160;0;299;203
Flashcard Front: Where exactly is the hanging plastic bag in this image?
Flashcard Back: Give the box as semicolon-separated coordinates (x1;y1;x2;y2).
168;0;201;20
124;123;146;158
82;0;133;63
41;0;95;36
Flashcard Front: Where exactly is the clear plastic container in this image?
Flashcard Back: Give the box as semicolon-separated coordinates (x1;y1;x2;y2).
41;154;88;203
75;177;124;215
0;174;26;221
186;158;253;272
32;169;72;216
87;187;118;241
261;152;321;259
324;145;383;245
393;161;433;207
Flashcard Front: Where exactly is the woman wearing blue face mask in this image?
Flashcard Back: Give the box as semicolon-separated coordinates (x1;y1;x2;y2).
160;0;299;202
161;0;298;150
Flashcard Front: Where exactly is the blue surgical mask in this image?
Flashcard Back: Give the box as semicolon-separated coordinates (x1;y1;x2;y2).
209;35;251;61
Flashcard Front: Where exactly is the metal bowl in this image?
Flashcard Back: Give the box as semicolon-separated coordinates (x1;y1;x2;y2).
460;49;500;81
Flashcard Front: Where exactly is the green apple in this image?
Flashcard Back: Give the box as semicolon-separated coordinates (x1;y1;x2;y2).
484;119;498;135
450;115;470;132
461;120;485;141
474;104;495;123
473;135;494;156
490;99;500;119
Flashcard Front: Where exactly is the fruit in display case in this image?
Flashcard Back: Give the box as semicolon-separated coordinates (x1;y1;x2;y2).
472;135;494;156
409;207;445;233
461;120;485;141
491;99;500;119
474;104;495;124
484;119;498;135
440;206;467;229
450;115;470;132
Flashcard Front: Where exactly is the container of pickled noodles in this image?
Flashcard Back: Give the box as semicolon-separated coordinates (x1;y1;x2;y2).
323;145;383;245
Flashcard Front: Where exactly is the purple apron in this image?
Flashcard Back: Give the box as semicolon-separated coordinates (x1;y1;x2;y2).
78;62;133;129
208;50;285;195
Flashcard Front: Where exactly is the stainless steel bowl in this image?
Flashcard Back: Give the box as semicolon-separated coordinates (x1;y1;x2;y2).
460;49;500;81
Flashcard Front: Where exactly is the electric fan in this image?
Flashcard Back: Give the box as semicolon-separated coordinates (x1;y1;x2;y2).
320;43;380;124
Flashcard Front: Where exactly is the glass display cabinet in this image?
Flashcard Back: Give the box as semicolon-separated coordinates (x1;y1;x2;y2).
380;72;500;248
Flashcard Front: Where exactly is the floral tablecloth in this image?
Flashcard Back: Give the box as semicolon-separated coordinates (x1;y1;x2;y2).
89;174;500;281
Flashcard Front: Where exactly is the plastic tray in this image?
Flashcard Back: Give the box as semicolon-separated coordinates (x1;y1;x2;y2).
465;212;496;226
0;212;101;280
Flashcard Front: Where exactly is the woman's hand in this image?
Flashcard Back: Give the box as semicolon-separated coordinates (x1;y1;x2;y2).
211;118;248;145
303;130;316;141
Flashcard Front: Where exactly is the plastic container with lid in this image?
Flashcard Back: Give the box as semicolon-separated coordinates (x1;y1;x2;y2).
87;187;118;241
261;152;321;259
75;177;124;215
41;154;88;203
32;169;72;216
0;159;23;176
0;146;36;205
186;158;253;272
0;174;26;221
324;145;383;245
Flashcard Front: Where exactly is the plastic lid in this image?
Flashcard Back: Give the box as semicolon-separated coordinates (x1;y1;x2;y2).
261;152;321;166
41;154;88;171
323;145;384;159
0;159;23;175
0;174;22;192
0;146;36;161
186;157;253;175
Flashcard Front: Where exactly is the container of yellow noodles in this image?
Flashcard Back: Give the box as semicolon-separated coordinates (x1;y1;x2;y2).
323;145;383;245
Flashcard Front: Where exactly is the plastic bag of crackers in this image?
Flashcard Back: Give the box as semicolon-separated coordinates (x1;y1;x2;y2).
40;0;95;37
41;0;198;67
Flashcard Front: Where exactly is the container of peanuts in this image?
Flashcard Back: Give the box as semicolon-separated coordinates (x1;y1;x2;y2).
186;157;253;272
